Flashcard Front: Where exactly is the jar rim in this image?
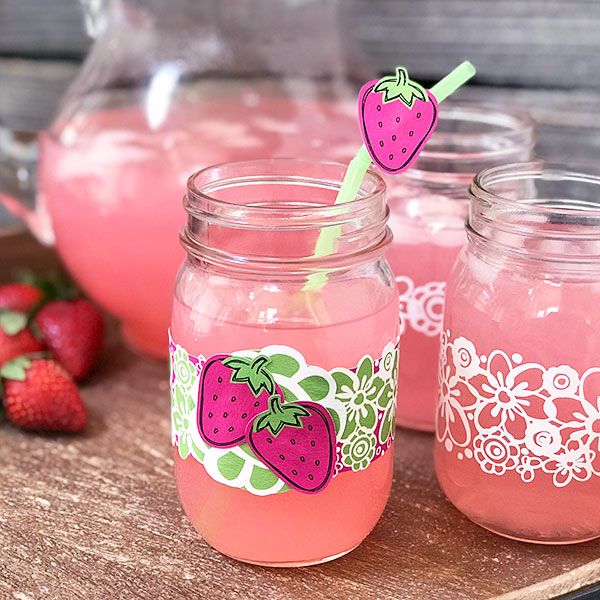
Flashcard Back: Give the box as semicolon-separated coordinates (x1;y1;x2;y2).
185;158;387;227
413;102;535;161
471;161;600;217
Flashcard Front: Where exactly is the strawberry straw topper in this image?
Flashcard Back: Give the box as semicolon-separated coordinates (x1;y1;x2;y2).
304;61;475;290
360;66;439;174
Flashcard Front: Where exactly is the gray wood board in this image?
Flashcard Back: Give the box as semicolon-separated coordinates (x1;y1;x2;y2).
1;0;600;88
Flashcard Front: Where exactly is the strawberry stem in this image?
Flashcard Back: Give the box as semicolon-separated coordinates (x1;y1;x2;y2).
253;395;311;437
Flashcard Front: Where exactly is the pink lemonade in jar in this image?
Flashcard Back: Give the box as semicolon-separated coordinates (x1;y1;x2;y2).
435;163;600;544
170;160;398;565
387;184;466;430
387;105;535;431
39;89;361;357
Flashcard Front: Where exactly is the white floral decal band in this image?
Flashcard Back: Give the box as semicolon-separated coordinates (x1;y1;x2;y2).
170;334;399;496
438;331;600;488
396;275;445;337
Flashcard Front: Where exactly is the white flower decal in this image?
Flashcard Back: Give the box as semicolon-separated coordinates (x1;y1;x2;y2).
437;332;600;489
451;337;480;380
543;366;580;396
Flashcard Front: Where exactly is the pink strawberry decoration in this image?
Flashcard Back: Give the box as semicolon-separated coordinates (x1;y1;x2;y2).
198;354;282;448
359;66;438;174
247;395;336;494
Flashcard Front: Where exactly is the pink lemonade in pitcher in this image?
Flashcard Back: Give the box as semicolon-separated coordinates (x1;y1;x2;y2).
39;90;361;357
169;160;398;565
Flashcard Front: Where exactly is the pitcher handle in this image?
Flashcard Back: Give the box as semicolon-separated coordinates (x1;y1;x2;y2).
0;124;54;245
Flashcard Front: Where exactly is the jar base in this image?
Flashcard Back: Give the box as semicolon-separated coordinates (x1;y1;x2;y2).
470;519;600;546
220;543;360;567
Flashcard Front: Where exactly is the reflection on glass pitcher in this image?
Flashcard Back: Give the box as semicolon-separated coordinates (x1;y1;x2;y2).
0;0;368;357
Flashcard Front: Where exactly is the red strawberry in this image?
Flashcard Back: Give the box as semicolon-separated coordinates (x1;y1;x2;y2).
1;356;87;432
0;310;43;366
247;395;336;494
198;354;283;448
359;66;438;174
33;300;104;381
0;283;43;313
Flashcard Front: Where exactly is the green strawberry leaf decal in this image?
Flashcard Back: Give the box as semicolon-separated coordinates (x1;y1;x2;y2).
0;310;28;336
252;395;311;437
222;355;275;397
266;353;301;377
373;66;428;108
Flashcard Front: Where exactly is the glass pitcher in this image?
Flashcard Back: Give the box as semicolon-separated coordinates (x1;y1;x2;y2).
0;0;367;357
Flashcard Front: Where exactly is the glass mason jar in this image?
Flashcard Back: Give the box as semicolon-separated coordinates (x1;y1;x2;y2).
435;162;600;544
0;0;367;358
388;103;535;431
170;159;399;565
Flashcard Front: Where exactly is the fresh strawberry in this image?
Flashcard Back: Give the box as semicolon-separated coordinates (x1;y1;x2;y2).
0;310;43;366
198;354;284;448
0;283;43;313
359;66;438;174
247;395;336;494
33;300;104;381
1;356;87;432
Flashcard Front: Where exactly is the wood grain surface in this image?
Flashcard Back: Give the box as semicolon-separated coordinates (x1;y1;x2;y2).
1;230;599;600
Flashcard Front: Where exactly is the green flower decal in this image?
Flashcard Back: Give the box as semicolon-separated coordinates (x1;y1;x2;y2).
332;356;384;440
341;428;376;472
173;347;195;388
172;384;195;459
378;382;396;445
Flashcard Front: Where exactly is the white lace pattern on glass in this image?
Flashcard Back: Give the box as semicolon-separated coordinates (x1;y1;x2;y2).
437;331;600;488
396;275;445;337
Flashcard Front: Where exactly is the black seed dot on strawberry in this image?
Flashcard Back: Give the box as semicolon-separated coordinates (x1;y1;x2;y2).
389;154;393;160
402;148;407;153
379;140;384;147
308;474;314;481
409;131;414;137
228;426;234;432
212;394;218;401
267;438;273;444
254;401;260;407
290;439;296;445
231;396;236;402
417;112;421;118
213;427;218;434
208;412;213;418
377;105;381;111
292;469;298;475
315;459;320;466
300;456;305;462
242;412;247;418
396;116;400;123
311;441;316;447
308;425;313;431
223;412;228;418
218;377;222;383
378;121;382;128
392;135;396;141
279;454;285;460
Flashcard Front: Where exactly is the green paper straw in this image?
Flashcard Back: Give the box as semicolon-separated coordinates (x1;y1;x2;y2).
303;61;475;292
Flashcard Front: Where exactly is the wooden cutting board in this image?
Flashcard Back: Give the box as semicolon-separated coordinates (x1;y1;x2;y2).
1;229;599;600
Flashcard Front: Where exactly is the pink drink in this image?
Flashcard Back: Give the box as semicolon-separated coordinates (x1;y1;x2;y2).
387;184;466;430
386;105;535;431
172;291;397;564
170;160;398;564
39;88;360;357
435;163;600;544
